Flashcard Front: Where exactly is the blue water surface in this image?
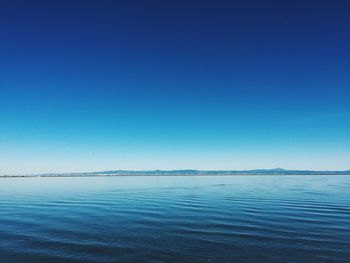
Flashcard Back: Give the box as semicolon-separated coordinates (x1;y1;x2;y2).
0;175;349;262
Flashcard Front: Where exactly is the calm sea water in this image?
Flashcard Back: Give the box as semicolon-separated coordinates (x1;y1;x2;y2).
0;175;349;262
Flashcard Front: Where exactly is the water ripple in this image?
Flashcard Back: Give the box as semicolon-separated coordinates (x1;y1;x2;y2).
0;175;350;262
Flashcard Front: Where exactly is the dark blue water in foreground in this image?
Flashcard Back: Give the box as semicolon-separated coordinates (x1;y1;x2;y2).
0;176;349;262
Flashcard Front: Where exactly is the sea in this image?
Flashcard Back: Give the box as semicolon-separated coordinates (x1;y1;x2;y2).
0;175;349;262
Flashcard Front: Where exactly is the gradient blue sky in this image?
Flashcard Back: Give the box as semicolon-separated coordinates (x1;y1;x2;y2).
1;0;349;174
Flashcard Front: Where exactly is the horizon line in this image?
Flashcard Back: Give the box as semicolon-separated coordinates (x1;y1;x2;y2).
2;167;350;177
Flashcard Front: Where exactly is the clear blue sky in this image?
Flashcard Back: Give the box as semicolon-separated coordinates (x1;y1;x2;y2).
1;0;349;174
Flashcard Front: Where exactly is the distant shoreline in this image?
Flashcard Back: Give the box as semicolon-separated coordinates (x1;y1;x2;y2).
1;173;350;178
2;168;350;177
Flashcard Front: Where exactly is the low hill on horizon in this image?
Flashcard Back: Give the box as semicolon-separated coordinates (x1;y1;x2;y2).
4;168;350;177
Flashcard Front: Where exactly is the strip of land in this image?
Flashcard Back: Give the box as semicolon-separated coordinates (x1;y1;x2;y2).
1;168;350;177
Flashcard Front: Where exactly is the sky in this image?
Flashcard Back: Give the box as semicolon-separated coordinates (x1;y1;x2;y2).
0;0;349;174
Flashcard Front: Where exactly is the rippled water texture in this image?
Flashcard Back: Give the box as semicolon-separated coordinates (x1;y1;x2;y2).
0;175;349;262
